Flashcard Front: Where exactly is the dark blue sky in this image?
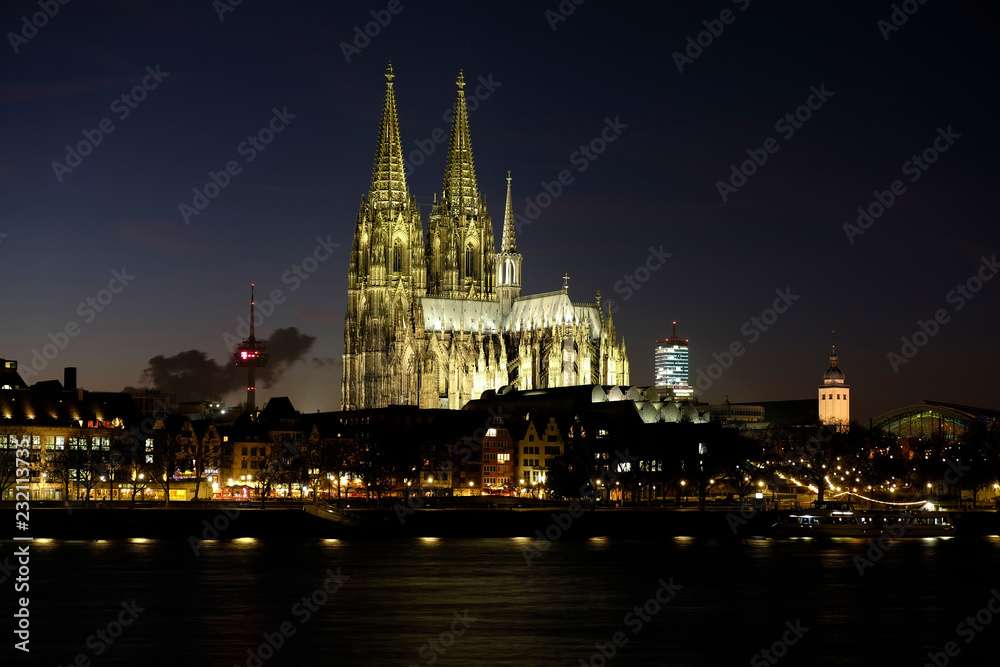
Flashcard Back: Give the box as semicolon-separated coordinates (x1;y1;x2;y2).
1;0;997;421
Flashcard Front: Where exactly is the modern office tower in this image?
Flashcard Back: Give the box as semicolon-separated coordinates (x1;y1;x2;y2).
654;322;692;401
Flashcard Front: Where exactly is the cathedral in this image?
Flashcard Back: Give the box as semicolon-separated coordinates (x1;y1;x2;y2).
341;65;629;410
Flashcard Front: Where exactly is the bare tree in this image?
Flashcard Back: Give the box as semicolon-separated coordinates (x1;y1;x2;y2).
191;424;222;501
0;427;25;500
149;416;186;505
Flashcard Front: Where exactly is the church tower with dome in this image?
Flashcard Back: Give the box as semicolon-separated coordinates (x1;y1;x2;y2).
818;340;849;430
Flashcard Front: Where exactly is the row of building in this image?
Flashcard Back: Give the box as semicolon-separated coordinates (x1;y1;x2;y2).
2;347;995;503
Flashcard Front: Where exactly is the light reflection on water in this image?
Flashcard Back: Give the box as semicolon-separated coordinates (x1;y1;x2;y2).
16;536;1000;666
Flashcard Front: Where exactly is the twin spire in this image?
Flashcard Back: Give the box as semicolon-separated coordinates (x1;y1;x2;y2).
441;71;479;209
368;63;517;240
368;63;408;211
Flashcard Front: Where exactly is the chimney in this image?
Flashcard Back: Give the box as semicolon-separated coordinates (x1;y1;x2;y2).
64;367;77;390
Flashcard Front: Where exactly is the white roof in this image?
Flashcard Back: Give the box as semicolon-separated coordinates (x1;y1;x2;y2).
421;297;502;334
420;290;602;341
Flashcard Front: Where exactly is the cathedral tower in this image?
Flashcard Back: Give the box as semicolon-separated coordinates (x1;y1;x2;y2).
818;340;849;431
342;64;426;410
427;72;496;299
496;172;522;319
342;67;631;411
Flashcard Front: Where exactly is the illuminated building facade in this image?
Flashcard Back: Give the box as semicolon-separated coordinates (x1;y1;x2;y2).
654;322;692;401
481;418;514;492
341;65;629;411
516;416;564;495
818;345;849;430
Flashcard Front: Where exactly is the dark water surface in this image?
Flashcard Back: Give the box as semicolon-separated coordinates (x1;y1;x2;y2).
7;536;1000;666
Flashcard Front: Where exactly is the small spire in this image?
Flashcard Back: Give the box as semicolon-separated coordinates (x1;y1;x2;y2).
500;171;517;254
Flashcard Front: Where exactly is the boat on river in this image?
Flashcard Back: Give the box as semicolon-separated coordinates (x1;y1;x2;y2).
772;501;955;537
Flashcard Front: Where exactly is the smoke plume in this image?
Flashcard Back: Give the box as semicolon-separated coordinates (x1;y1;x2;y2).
137;327;316;402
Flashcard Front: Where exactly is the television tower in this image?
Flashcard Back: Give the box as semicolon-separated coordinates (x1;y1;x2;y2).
234;284;269;417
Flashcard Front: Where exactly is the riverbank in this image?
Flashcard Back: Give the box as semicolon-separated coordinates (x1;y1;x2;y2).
3;505;998;539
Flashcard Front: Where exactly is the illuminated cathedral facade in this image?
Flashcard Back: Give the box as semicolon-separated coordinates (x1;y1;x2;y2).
341;65;629;410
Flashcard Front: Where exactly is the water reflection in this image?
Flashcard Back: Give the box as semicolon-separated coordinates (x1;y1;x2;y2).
22;537;1000;666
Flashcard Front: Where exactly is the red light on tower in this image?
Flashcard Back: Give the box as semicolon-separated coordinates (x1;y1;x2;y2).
234;283;269;418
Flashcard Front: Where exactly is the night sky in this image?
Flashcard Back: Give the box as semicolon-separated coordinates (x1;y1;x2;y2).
1;0;997;422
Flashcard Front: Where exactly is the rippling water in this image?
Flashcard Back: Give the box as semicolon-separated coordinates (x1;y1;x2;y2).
10;536;1000;666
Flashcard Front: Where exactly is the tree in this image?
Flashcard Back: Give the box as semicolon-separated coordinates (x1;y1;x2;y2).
251;434;301;507
125;455;149;505
148;415;187;505
191;424;223;500
955;421;1000;507
345;415;416;508
775;424;841;503
0;428;26;501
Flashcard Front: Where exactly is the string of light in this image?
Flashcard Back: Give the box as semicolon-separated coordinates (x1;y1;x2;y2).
832;491;927;507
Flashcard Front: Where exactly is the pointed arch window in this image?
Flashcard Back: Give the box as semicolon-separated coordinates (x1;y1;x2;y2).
393;241;402;273
465;244;474;277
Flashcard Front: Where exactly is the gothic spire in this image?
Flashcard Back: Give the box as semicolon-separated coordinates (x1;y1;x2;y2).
442;70;479;208
501;170;517;253
368;62;408;210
